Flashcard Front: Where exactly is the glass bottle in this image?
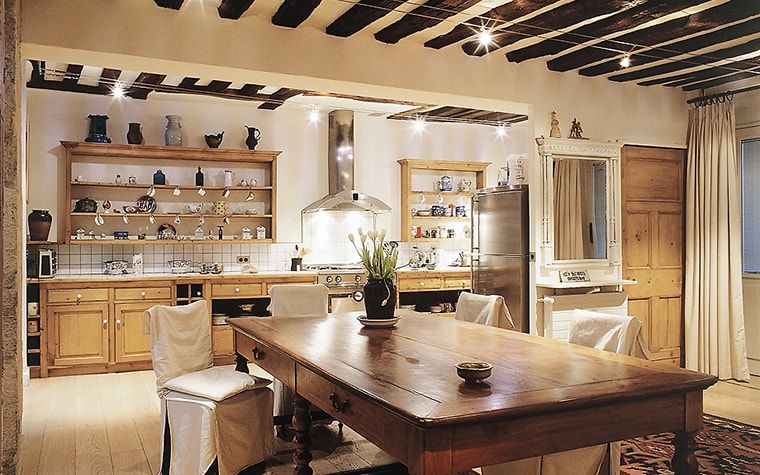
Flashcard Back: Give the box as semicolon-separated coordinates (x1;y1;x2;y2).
195;167;204;186
153;169;166;185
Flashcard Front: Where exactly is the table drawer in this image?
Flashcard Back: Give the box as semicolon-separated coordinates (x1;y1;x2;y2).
212;283;263;298
235;332;294;387
443;277;471;289
114;287;171;301
398;278;443;291
47;288;109;304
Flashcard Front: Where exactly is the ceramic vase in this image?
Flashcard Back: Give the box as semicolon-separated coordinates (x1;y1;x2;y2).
127;123;143;145
165;115;183;146
363;278;397;319
28;210;52;241
245;126;260;150
85;115;111;143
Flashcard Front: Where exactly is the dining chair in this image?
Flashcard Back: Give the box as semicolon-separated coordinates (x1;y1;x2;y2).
454;291;515;329
267;284;329;430
482;310;649;475
147;300;274;475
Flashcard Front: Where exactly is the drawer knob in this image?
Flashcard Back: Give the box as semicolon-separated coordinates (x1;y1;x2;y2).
140;291;146;297
252;347;264;360
115;319;122;329
235;287;241;293
419;282;425;287
329;393;350;413
102;319;108;329
76;293;82;300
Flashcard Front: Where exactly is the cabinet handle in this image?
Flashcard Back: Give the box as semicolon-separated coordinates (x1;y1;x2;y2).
252;347;264;360
329;393;350;413
102;319;108;329
140;291;146;297
419;282;425;287
235;287;241;293
76;293;82;301
115;319;122;329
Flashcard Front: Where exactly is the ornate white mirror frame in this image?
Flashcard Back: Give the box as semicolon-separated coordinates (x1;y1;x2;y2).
535;137;623;271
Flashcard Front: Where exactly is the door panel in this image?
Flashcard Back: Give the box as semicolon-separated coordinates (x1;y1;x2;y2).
114;301;169;363
622;146;685;365
49;303;109;366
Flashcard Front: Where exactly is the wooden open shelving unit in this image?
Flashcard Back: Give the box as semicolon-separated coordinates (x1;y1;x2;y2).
61;141;280;244
398;159;489;242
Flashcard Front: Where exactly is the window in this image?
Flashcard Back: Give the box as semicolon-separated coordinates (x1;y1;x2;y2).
742;138;760;273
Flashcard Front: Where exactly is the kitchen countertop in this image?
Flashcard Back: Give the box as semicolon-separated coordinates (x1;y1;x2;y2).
395;265;470;274
28;270;317;284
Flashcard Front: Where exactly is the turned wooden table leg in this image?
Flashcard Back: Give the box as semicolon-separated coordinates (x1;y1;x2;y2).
292;394;313;475
234;352;249;373
672;431;699;475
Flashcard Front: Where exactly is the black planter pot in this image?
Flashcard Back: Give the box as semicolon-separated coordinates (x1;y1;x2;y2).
363;278;397;319
28;210;52;241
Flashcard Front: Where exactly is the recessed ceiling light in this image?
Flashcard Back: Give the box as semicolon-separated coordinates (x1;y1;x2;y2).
111;82;125;98
308;105;320;123
620;53;631;68
477;29;494;47
413;116;426;133
496;124;508;137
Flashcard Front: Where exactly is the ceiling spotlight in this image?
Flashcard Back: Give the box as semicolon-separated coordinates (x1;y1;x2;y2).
620;53;631;68
308;105;320;123
413;116;426;133
496;124;508;137
477;28;494;48
111;82;125;98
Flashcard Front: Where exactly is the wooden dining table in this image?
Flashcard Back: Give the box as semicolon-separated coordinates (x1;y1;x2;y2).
228;313;717;475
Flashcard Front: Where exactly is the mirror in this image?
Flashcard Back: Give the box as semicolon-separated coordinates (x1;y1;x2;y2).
553;158;607;260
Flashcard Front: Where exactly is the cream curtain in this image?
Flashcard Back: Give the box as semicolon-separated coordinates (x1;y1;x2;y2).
554;159;584;260
685;101;750;381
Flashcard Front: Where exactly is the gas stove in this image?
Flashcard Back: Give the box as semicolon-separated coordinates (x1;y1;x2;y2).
303;263;367;290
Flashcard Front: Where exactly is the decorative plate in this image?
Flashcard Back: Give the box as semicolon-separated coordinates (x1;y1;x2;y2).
357;315;400;328
137;195;157;213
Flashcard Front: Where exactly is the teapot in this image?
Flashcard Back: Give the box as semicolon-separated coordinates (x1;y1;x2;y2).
245;126;261;150
204;131;224;148
457;179;472;192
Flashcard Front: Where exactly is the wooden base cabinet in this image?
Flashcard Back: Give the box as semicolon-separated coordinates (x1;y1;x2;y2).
114;301;169;363
48;302;110;367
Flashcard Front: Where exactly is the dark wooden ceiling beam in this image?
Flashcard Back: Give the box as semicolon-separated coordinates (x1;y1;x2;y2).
580;16;760;77
374;0;480;44
326;1;405;37
155;0;183;10
218;0;255;19
462;0;635;57
26;61;129;98
301;90;427;107
98;68;122;90
424;0;557;50
239;83;265;96
127;72;166;100
606;38;760;83
205;80;233;93
258;88;306;110
547;0;760;72
683;70;760;91
62;64;84;88
506;0;704;63
272;0;321;27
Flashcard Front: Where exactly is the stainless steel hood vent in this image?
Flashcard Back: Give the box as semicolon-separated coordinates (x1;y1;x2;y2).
302;110;391;213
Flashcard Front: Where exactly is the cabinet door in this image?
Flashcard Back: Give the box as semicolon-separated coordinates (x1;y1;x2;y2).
48;303;110;366
114;301;170;363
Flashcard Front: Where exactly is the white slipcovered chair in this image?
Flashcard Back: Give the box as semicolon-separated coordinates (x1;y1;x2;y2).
455;291;515;329
267;284;329;420
482;309;649;475
146;300;274;475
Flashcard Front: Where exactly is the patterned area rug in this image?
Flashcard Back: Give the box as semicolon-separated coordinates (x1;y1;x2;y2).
620;414;760;474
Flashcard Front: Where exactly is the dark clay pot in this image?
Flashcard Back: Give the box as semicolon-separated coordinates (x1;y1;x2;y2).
363;278;397;319
127;123;143;145
28;210;52;241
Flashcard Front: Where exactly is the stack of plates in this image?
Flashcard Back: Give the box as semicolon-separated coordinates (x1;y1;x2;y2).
211;314;227;326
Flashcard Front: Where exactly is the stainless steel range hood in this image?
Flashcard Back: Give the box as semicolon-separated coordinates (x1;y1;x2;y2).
302;110;391;213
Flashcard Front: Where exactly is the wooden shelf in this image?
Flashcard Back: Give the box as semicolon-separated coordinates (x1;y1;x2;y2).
61;141;281;162
71;213;272;218
409;238;469;243
410;216;470;221
71;182;273;191
27;240;58;245
67;238;274;245
410;190;474;197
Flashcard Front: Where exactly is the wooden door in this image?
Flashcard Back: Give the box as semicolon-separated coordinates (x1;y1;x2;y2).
114;301;169;363
48;303;110;366
621;146;685;366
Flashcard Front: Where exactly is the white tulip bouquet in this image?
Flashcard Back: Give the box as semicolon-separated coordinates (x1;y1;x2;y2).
348;228;398;280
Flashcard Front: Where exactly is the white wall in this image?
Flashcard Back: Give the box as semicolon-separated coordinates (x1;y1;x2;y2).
26;88;528;243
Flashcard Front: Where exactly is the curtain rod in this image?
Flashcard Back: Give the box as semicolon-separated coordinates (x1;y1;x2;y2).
687;83;760;105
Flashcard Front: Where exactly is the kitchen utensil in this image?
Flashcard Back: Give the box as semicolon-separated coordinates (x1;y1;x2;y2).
122;205;138;214
245;190;255;202
173;186;181;196
113;231;129;240
455;361;493;384
204;131;224;148
457;179;472;192
239;179;248;187
357;315;400;328
137;195;157;213
416;208;431;217
223;170;234;187
430;305;442;313
95;213;104;226
149;214;156;224
147;185;156;197
431;205;446;216
115;175;122;184
437;175;453;191
174;214;182;225
221;188;230;198
198;187;207;197
128;176;137;184
167;259;192;274
153;169;166;185
214;200;229;215
76;228;86;240
157;223;176;239
122;213;130;224
199;262;223;274
245;126;260;150
73;197;98;213
188;203;203;213
241;227;252;240
256;225;266;240
102;260;129;275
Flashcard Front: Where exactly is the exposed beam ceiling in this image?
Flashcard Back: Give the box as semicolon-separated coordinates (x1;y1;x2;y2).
154;0;183;10
326;0;404;38
218;0;255;20
375;0;481;44
271;0;321;28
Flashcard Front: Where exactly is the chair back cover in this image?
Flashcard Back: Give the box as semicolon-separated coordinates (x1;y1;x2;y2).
455;292;515;329
569;308;648;357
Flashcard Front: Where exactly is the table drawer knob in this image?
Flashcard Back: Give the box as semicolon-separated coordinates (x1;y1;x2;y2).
252;347;264;360
76;293;82;301
140;291;146;297
419;282;425;287
235;287;241;293
329;393;350;413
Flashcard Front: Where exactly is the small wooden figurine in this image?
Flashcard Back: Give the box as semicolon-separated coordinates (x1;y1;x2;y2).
569;118;586;139
550;111;561;138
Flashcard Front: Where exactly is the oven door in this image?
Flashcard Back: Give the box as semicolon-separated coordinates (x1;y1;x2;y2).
329;290;364;313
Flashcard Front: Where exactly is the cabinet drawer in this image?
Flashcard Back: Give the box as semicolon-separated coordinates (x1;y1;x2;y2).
114;287;171;301
235;332;294;387
211;283;263;298
47;288;109;304
212;325;235;356
398;278;442;291
443;277;471;289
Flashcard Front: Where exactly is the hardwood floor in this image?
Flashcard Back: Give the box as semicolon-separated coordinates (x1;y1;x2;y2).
19;371;759;474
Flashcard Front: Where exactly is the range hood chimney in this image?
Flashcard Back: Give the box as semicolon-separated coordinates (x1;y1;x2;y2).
302;110;391;213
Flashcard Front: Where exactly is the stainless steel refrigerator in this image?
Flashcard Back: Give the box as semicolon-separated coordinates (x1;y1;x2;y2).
471;185;530;333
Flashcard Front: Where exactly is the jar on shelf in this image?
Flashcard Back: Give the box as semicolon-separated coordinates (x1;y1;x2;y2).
256;225;266;240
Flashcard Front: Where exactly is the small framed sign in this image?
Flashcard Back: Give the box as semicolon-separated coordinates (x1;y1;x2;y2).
559;270;591;283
